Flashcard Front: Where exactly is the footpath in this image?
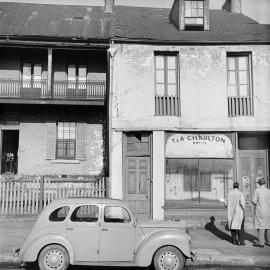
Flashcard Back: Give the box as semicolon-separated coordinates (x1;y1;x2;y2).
0;216;270;268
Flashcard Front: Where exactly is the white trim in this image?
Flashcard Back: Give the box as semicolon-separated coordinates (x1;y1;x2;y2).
51;159;80;164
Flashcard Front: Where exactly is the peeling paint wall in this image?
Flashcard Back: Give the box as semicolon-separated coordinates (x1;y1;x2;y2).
112;44;270;131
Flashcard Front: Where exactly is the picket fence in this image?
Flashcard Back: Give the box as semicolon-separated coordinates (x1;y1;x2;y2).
0;177;106;215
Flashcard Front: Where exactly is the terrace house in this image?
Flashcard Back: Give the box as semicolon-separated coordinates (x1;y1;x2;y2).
0;1;112;181
109;0;270;221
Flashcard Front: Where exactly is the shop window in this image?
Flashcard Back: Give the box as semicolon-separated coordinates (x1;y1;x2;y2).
56;122;76;159
227;53;253;116
155;53;180;116
165;159;233;207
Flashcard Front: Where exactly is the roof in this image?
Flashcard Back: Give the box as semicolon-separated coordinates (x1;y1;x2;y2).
0;2;112;41
0;3;269;44
47;197;124;206
113;6;270;44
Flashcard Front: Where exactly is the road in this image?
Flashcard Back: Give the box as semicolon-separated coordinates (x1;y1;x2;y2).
0;265;269;270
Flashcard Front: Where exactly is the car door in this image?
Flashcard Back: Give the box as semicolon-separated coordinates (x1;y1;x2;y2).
66;204;99;262
99;205;136;262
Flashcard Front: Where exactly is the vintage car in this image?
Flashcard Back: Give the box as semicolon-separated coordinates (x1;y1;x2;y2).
18;198;193;270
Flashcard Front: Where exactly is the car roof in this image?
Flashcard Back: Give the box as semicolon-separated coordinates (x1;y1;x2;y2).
47;197;125;207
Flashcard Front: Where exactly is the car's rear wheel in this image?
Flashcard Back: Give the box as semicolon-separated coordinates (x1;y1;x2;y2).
38;244;69;270
153;246;185;270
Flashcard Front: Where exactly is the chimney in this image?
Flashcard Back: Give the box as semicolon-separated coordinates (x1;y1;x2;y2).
222;0;241;14
105;0;114;13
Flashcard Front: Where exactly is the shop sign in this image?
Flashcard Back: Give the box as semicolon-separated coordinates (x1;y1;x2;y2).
166;134;233;158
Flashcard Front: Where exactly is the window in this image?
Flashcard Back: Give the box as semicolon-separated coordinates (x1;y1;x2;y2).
155;53;180;116
67;64;87;90
49;206;70;222
184;0;204;29
165;159;233;207
227;53;253;116
56;122;76;159
70;205;99;222
104;206;131;223
22;63;42;88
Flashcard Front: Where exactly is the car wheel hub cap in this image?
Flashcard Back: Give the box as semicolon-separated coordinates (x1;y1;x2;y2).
45;250;63;269
160;252;178;270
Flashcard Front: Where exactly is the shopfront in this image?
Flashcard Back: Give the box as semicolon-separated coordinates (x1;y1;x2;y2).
164;133;236;218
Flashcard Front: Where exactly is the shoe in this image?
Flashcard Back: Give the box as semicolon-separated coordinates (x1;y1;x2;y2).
265;243;270;247
240;242;246;246
256;244;264;248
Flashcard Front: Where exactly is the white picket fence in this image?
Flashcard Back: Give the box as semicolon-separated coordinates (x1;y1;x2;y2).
0;177;106;215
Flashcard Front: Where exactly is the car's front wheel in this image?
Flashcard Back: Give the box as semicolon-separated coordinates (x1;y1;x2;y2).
38;244;69;270
153;246;185;270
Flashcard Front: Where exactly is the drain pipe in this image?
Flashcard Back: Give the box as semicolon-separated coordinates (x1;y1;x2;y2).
107;40;117;198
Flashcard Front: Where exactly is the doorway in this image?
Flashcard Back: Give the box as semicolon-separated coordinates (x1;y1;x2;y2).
238;150;268;213
1;130;19;174
124;133;152;220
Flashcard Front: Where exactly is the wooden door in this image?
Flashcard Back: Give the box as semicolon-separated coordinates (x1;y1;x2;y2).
238;150;268;213
126;157;151;221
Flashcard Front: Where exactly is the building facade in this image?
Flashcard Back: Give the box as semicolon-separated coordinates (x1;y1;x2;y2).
109;0;270;221
0;2;112;180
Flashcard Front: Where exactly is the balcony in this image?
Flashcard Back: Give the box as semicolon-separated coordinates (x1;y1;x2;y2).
228;96;254;117
0;78;106;105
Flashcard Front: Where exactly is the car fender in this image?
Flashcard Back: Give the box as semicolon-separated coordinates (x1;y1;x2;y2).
20;233;75;264
134;230;190;267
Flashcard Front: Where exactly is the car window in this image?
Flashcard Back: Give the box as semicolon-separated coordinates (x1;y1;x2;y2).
49;206;70;222
70;205;99;222
104;206;131;223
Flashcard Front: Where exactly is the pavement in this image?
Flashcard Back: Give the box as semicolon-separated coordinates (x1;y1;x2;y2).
0;216;270;268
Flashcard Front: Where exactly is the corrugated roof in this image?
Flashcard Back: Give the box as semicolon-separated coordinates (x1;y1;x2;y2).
113;6;270;43
0;3;269;44
0;2;112;40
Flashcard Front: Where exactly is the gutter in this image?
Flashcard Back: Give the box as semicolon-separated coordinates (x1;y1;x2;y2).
111;37;270;46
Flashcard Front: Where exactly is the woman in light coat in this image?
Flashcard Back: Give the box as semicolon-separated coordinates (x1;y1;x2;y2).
225;182;245;245
252;177;270;247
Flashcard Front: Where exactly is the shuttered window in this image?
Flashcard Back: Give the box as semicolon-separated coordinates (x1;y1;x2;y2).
155;53;180;116
227;53;253;116
46;122;86;160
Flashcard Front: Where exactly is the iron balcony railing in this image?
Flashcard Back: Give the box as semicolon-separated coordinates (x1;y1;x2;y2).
228;96;254;117
0;78;106;100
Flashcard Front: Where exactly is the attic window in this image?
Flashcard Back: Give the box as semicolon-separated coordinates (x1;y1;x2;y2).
184;0;204;30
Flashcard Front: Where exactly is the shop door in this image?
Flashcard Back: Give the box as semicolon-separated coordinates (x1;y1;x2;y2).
126;157;150;221
238;150;268;213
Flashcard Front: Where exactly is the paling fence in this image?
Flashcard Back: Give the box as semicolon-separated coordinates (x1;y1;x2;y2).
0;177;106;215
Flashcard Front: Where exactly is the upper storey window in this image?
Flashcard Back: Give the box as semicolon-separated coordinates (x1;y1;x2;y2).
169;0;209;31
184;1;204;29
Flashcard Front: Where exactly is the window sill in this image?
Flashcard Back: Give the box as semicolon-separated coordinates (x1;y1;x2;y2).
51;159;80;164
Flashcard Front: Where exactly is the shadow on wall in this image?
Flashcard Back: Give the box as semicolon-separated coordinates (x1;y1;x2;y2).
205;216;258;244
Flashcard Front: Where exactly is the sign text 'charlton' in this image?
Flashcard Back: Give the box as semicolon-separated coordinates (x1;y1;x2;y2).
171;135;227;144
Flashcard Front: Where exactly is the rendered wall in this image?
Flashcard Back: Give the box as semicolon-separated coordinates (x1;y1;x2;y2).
112;44;270;132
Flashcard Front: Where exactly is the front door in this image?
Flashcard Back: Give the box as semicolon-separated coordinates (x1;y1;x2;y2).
126;157;151;220
238;150;268;213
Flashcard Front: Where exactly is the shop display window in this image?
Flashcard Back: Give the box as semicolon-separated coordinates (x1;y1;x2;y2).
165;158;233;207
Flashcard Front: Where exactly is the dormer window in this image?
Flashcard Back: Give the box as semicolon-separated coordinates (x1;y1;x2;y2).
184;0;204;30
169;0;209;31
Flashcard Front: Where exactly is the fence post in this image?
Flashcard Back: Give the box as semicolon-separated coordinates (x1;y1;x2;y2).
39;176;45;213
